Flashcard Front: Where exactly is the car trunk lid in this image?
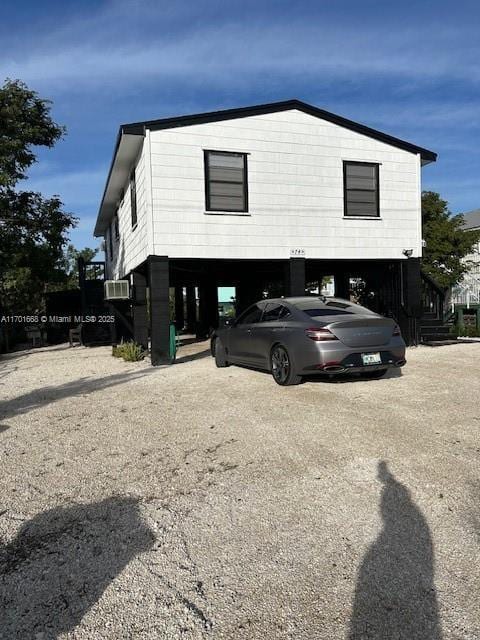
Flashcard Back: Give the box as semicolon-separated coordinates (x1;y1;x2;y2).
327;316;395;347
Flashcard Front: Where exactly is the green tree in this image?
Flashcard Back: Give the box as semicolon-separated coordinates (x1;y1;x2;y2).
422;191;480;289
0;79;77;319
0;79;65;188
61;244;99;289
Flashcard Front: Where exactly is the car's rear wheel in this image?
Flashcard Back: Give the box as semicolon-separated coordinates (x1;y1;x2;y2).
214;338;229;368
270;345;302;386
362;368;388;379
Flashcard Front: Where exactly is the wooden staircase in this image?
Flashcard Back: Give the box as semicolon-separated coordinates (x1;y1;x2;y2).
419;273;455;344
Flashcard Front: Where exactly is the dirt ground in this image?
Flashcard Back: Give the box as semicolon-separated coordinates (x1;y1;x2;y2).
0;340;479;639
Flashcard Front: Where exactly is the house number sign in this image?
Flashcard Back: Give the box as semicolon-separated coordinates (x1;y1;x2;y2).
290;248;306;257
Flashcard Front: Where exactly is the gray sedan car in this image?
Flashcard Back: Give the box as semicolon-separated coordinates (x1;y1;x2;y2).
211;297;406;385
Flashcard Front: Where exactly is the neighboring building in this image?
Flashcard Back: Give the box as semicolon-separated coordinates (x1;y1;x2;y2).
452;209;480;306
94;100;436;364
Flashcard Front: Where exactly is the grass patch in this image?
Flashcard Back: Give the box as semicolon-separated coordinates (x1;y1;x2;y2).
112;341;146;362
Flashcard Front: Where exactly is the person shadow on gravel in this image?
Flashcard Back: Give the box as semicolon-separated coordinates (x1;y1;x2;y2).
0;496;154;639
348;461;442;639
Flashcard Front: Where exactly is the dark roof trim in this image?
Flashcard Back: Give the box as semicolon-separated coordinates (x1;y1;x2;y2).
94;129;144;236
121;99;437;163
96;129;123;231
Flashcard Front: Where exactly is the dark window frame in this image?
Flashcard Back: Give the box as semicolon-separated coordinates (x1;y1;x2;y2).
114;213;120;240
204;150;249;213
109;222;114;258
130;169;137;228
343;161;380;218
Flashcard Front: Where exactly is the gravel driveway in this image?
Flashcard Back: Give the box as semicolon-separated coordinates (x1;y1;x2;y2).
1;341;479;639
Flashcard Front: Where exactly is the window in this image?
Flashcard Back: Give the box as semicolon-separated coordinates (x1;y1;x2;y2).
293;299;376;318
262;303;291;322
109;223;114;259
301;308;354;317
236;304;263;325
114;213;119;240
343;161;379;217
204;150;248;212
130;170;137;228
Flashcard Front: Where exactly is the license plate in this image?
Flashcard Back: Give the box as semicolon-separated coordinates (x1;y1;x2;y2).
362;352;381;365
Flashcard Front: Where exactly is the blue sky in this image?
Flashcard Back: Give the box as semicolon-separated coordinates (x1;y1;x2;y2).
1;0;479;251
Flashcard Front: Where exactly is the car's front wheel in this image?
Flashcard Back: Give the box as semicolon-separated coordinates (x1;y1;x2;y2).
214;338;229;368
270;345;302;386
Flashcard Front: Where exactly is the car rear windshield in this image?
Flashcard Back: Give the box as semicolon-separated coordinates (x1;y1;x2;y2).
302;308;354;317
293;299;376;318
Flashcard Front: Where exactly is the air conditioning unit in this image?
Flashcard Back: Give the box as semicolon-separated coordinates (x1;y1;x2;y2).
104;280;130;300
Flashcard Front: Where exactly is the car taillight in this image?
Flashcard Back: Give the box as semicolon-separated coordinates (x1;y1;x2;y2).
305;327;338;341
393;324;401;336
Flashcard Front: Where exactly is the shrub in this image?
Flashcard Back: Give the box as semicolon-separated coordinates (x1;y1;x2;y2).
112;341;146;361
112;344;123;357
450;325;463;337
121;341;146;361
450;324;480;338
465;325;480;338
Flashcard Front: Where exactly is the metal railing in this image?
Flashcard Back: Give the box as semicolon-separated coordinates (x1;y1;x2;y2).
451;271;480;308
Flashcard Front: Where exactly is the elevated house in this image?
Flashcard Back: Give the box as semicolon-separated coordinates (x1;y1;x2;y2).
93;100;437;364
452;209;480;307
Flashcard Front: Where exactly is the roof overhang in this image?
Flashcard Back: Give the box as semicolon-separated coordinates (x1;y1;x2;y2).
94;129;144;237
462;209;480;231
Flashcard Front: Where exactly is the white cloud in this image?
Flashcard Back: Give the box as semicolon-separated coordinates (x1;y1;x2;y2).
23;167;107;209
2;14;479;92
330;102;480;130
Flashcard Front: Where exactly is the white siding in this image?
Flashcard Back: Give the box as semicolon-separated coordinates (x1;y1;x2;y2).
148;109;423;261
107;139;149;278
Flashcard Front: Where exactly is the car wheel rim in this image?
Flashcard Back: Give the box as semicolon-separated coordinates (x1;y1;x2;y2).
272;347;289;383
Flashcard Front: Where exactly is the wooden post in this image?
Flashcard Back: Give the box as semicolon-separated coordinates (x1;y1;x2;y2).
457;306;464;328
235;281;264;315
334;271;350;299
132;271;148;349
174;285;185;331
108;302;118;347
197;281;218;338
148;256;171;365
185;286;197;333
286;258;306;297
78;256;87;315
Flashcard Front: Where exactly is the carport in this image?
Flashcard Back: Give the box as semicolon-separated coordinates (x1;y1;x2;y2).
123;256;422;365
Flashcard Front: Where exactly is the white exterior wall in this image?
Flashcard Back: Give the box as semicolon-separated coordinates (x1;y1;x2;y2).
147;109;423;262
104;108;425;274
107;137;150;278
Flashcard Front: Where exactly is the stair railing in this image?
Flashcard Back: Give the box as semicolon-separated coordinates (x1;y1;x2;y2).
451;271;480;307
421;271;447;322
